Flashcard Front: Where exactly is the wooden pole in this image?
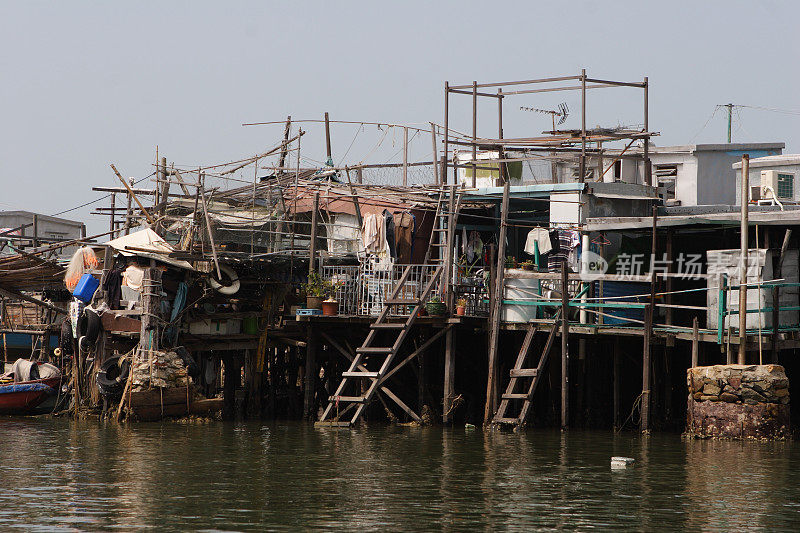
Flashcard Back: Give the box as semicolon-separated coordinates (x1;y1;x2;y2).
613;338;620;429
444;82;449;186
159;156;169;215
471;81;477;188
32;214;39;249
108;193;116;236
643;76;651;186
579;68;586;183
773;229;792;363
403;126;408;186
430;123;439;185
560;260;569;430
278;115;292;172
124;178;133;235
641;206;657;433
111;164;156;225
324;112;332;165
739;154;750;364
303;326;317;420
198;182;222;279
483;179;510;424
308;192;320;275
344;167;363;229
691;317;699;368
443;328;455;424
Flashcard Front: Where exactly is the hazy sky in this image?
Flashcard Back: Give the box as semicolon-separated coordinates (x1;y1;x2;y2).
1;1;798;233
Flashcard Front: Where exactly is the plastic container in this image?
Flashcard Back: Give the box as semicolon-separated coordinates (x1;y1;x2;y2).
72;273;99;303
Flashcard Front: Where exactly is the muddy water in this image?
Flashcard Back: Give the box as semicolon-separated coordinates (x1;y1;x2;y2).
0;419;797;531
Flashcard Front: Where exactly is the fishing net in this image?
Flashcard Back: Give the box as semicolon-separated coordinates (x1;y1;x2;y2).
64;246;99;291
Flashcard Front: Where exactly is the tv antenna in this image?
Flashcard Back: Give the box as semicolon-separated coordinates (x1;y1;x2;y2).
520;103;569;131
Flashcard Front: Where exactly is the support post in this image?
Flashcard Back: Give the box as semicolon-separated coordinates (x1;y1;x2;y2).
303;326;317;420
483;179;510;424
32;214;39;249
691;317;699;368
324;112;332;165
430;122;439;185
613;338;620;429
402;126;408;186
222;355;237;420
560;261;569;430
278;115;292;171
739;154;750;364
124;178;133;235
308;192;320;275
579;68;586;183
641;206;657;433
159;156;169;215
471;81;477;188
443;327;455;424
643;76;651;186
443;82;449;186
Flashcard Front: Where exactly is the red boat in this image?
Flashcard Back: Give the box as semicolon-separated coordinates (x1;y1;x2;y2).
0;360;62;415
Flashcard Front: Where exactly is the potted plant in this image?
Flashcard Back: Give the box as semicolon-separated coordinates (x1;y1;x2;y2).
521;260;535;271
455;298;467;316
302;272;334;310
505;255;517;269
425;295;447;316
322;297;339;316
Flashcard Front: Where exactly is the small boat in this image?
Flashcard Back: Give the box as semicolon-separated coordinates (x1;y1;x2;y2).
0;360;62;415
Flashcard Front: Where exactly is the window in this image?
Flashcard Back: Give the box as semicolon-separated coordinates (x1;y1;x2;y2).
655;164;678;200
777;173;794;199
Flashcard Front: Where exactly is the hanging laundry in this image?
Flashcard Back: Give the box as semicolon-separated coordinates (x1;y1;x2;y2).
524;227;552;255
464;231;483;263
361;213;386;254
393;212;415;264
548;229;581;272
383;209;397;259
122;264;145;290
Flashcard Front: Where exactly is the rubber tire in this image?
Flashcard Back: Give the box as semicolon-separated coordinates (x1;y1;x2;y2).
77;308;101;351
96;356;131;399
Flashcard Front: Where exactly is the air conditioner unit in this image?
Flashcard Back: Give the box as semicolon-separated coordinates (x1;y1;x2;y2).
749;185;761;203
761;170;795;201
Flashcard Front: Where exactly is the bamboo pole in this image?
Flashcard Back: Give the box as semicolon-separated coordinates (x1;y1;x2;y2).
561;260;569;430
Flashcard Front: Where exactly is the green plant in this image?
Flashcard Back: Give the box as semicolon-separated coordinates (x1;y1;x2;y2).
428;294;442;303
302;272;335;298
456;298;467;307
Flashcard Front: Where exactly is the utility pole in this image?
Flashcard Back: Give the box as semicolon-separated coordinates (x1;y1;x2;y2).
725;103;734;143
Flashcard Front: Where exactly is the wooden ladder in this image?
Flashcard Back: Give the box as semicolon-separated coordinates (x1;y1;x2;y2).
424;184;464;266
316;264;444;427
491;311;561;429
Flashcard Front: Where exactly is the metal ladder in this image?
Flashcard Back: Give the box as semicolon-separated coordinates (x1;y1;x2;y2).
492;310;561;429
316;264;444;427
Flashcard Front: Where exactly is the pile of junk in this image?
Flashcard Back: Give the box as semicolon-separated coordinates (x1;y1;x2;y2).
59;228;226;420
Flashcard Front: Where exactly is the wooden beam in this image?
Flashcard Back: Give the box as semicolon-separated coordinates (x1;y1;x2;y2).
110;164;156;225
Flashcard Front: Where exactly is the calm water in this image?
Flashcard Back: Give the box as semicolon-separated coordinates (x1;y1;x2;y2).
0;419;798;531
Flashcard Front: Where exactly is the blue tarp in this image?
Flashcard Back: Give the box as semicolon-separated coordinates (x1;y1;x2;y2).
0;383;54;395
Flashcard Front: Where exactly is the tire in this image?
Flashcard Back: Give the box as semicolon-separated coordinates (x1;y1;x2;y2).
96;356;131;399
77;308;101;351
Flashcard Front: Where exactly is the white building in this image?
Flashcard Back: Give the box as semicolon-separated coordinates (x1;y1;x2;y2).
733;154;800;205
557;142;784;207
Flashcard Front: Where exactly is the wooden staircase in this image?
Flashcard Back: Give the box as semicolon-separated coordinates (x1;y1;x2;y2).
315;264;444;427
491;311;561;430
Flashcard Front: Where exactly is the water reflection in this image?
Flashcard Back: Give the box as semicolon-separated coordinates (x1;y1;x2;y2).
0;419;797;530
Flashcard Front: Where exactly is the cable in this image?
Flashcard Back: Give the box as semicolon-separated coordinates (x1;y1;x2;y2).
688;105;721;142
50;172;155;218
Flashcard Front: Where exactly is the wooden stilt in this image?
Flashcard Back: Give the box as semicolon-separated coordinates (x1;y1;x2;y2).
443;327;455;424
613;339;620;429
222;355;236;420
484;179;510;424
691;317;699;368
560;261;569;430
303;326;317;421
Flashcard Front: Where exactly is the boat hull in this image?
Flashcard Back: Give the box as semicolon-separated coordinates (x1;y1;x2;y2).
0;377;60;415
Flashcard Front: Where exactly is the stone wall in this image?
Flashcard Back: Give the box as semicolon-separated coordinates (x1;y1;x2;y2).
686;364;790;439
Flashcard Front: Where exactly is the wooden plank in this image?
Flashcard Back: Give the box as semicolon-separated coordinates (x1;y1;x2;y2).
510;369;538;378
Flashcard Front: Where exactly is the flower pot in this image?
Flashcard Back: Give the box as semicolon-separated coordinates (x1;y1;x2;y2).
425;301;447;316
456;305;466;316
306;296;323;310
322;299;339;316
